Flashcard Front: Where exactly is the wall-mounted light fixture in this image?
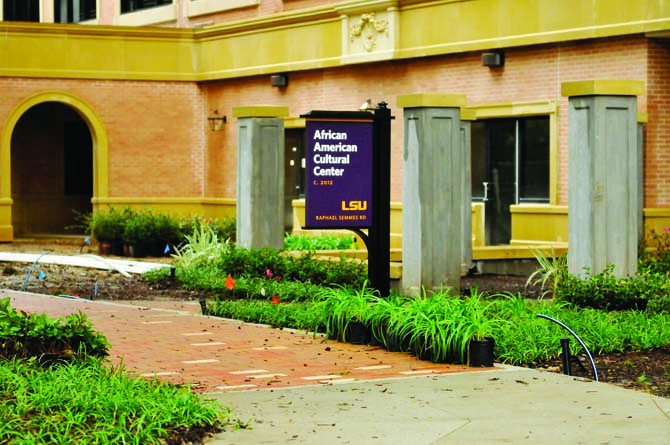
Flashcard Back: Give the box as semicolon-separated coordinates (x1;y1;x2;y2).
482;51;505;68
271;74;289;88
207;109;226;132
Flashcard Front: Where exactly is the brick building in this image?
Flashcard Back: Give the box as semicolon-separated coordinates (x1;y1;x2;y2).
0;0;668;261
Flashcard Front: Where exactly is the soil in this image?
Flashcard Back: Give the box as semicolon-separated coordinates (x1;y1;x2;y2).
1;238;669;402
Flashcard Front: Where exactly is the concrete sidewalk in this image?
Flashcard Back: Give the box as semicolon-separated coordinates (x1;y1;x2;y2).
209;367;670;444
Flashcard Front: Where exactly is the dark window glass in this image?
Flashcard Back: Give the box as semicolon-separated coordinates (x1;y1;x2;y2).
121;0;172;14
54;0;96;23
518;117;550;202
471;116;550;203
3;0;39;22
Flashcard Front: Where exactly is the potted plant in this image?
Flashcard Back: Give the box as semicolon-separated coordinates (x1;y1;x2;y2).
89;208;126;255
317;284;374;345
145;212;181;257
401;291;464;363
122;211;151;258
366;293;410;352
461;291;498;367
393;291;444;359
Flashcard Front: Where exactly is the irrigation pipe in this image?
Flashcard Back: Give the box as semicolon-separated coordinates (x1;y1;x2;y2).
22;251;50;292
536;313;599;382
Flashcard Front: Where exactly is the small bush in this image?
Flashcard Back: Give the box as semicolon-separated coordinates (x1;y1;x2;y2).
216;246;366;288
553;265;670;311
0;298;109;363
179;216;236;243
639;227;670;275
284;233;355;250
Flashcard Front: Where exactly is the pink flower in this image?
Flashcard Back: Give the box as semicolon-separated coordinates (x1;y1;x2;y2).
266;269;273;278
664;227;669;233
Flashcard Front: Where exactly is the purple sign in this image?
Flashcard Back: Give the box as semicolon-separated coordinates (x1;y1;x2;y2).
305;118;373;228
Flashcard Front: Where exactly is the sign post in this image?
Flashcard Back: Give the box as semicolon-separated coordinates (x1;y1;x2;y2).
301;103;392;297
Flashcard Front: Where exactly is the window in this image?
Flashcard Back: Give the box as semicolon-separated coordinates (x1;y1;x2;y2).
471;116;549;204
121;0;172;14
54;0;96;23
517;117;550;202
471;116;550;245
3;0;39;22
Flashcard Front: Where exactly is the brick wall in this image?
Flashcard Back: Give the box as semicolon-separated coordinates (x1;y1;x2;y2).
0;35;661;211
0;77;206;199
646;39;670;208
207;35;651;204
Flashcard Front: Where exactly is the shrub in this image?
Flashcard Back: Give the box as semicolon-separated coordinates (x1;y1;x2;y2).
284;233;355;250
0;298;109;363
639;227;670;275
553;265;662;311
216;246;366;288
88;207;130;244
179;216;236;243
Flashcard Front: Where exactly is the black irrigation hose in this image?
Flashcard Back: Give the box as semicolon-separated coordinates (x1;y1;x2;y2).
22;251;50;292
537;313;599;382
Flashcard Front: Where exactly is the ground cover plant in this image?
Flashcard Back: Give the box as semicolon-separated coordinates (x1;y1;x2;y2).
0;298;227;444
0;297;108;362
284;233;355;250
0;358;226;444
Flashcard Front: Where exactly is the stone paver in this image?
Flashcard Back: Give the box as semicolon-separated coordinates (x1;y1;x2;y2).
3;291;492;393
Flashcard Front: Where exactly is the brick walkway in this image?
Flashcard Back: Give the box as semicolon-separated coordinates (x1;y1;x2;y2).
4;291;492;393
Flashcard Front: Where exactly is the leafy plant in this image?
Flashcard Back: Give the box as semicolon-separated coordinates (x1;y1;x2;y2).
639;227;670;274
209;299;327;332
180;216;236;244
526;248;568;298
315;283;376;342
0;298;109;363
365;292;411;350
88;207;130;244
554;265;660;311
0;358;226;444
214;246;366;288
173;219;229;269
284;233;355;251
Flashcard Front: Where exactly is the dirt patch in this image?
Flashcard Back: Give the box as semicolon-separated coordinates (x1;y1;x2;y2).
1;239;669;400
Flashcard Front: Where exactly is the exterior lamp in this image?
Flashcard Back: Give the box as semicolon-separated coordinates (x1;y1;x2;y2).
482;51;505;68
207;110;226;131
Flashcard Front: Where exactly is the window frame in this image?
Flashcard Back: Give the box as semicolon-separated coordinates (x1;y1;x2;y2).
54;0;97;23
120;0;172;14
2;0;40;22
469;100;558;206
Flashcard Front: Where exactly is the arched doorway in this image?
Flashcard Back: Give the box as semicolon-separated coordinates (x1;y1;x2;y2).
10;102;93;236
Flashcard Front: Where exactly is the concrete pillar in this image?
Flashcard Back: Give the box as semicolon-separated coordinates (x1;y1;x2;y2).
460;108;476;276
562;80;644;278
232;106;288;250
397;94;466;294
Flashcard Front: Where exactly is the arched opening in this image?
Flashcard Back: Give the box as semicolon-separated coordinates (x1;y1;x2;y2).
10;102;93;236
